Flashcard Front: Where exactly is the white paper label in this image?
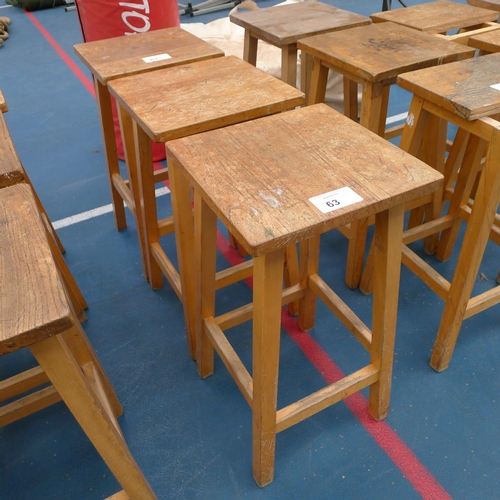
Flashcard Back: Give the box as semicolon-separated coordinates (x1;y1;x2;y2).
490;83;500;91
309;186;363;214
142;53;172;63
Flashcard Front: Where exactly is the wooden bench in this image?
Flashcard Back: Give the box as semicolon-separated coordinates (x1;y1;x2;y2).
166;103;442;487
0;183;157;499
0;108;87;320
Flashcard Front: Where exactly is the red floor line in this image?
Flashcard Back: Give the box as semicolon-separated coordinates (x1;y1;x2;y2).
25;11;95;98
29;14;451;498
216;232;452;500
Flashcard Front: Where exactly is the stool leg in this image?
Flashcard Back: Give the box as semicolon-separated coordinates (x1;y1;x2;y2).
281;44;298;88
436;136;487;262
307;58;329;106
243;30;258;66
369;204;404;420
252;248;285;487
61;321;123;418
430;132;500;372
118;103;150;281
345;82;390;289
170;158;197;359
298;235;321;332
359;95;429;295
300;51;313;102
94;79;127;231
29;332;157;499
284;244;300;316
134;122;163;290
359;81;389;137
343;77;359;121
194;191;218;376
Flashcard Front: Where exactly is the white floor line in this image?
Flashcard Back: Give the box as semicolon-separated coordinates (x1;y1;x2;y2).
52;186;170;229
53;112;409;229
386;111;408;125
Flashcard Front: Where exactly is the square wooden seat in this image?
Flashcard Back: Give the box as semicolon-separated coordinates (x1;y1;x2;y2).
371;1;499;44
469;29;500;52
229;1;370;94
299;22;474;289
362;53;500;372
107;56;304;357
73;27;224;234
166;103;443;487
0;183;157;499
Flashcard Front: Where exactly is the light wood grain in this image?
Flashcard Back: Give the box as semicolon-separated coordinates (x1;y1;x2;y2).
397;52;500;120
469;28;500;52
298;22;475;84
0;183;157;499
468;0;500;11
108;56;305;142
0;185;73;355
230;1;370;46
371;1;499;33
74;26;224;84
168;103;443;487
167;104;443;256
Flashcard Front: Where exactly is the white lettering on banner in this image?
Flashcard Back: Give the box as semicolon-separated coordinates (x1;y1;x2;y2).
122;11;151;33
119;0;151;35
119;0;150;13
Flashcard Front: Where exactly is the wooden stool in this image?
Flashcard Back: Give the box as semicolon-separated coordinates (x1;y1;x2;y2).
362;53;500;372
371;1;499;45
0;183;157;499
166;104;443;487
0;107;87;320
299;22;474;289
73;27;224;243
229;1;370;96
469;29;500;53
108;56;304;356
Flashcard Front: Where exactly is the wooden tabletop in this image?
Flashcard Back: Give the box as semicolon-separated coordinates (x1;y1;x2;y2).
397;52;500;120
108;56;305;142
468;0;500;11
371;1;499;33
0;184;73;355
469;28;500;51
0;112;24;187
74;27;224;84
166;104;443;256
297;22;475;84
230;1;370;46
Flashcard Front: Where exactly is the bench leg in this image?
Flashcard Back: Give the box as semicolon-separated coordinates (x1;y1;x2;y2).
30;331;157;499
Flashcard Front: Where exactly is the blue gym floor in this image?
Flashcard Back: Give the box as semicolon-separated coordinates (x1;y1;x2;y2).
0;0;499;498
